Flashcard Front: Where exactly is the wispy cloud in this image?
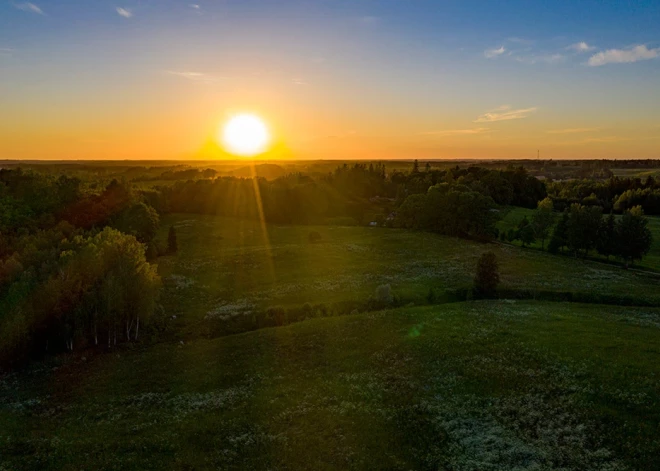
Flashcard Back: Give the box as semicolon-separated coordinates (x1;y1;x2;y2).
484;46;506;59
567;42;595;53
547;127;599;134
14;2;43;14
116;7;132;18
189;4;200;9
291;78;308;86
0;48;14;57
166;71;226;84
588;45;660;66
474;106;537;123
421;128;491;136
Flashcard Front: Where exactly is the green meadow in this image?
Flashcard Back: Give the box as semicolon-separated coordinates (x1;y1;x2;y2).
2;213;660;470
156;214;660;339
1;301;659;470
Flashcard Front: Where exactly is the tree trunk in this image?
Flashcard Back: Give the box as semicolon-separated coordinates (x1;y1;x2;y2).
135;317;139;340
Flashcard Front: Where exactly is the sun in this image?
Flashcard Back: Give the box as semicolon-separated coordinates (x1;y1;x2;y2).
220;114;270;157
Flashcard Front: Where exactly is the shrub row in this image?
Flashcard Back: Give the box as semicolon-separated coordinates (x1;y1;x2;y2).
449;287;660;307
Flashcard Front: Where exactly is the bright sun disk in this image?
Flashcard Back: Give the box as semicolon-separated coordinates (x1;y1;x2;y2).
220;114;270;157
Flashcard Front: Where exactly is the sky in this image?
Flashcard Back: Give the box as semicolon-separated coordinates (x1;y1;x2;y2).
1;0;660;160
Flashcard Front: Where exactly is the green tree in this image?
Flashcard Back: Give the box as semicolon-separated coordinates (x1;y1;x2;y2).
474;251;500;298
114;202;160;243
548;211;569;254
168;226;178;254
566;204;602;257
596;212;617;260
516;216;535;247
532;197;555;250
616;206;652;268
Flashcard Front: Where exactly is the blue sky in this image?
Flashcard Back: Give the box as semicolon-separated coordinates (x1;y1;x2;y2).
1;0;659;159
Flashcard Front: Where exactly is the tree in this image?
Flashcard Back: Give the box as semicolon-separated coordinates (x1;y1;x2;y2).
616;206;652;268
168;226;178;254
548;211;569;254
596;212;617;260
425;162;431;172
474;251;500;298
412;159;420;173
114;202;160;243
532;197;555;250
145;241;159;262
566;204;602;257
516;216;535;247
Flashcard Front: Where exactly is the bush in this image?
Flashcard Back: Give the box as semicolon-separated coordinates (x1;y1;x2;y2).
368;284;397;310
265;306;287;327
375;284;393;304
474;252;500;298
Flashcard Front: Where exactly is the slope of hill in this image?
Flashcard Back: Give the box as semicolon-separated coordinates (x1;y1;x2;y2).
156;213;660;340
1;301;659;470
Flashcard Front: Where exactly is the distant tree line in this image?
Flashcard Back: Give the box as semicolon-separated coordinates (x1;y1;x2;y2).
501;198;653;267
547;175;660;215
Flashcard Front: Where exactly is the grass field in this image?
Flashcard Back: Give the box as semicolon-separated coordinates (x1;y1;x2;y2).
1;301;659;470
154;213;660;340
497;207;660;271
610;168;660;178
3;214;660;470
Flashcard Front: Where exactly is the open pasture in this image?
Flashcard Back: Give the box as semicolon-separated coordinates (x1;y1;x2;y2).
155;214;660;338
1;301;659;470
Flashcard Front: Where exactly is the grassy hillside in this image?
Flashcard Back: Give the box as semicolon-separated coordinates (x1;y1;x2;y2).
155;214;660;339
1;301;659;470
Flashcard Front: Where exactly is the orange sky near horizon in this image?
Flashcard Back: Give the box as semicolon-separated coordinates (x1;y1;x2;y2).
2;1;660;161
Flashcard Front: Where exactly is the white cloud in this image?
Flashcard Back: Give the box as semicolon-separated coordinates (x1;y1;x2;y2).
588;45;660;66
0;48;13;56
189;4;200;9
116;7;132;18
567;42;595;53
421;128;491;136
547;127;599;134
484;46;506;59
14;2;43;14
474;106;537;123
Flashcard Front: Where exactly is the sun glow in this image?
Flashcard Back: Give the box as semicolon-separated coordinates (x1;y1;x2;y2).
220;114;270;157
